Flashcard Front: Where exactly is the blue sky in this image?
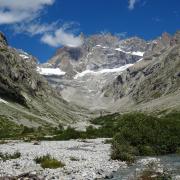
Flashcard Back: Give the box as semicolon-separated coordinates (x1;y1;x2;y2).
0;0;179;62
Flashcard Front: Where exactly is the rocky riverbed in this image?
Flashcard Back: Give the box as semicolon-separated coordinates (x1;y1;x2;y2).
0;139;126;179
111;155;180;180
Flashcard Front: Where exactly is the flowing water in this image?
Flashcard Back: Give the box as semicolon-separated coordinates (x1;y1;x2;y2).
110;154;180;180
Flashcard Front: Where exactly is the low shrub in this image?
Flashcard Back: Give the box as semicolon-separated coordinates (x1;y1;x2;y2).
111;112;180;162
0;116;22;139
138;145;156;156
176;147;180;154
111;134;137;163
35;154;65;169
21;126;35;134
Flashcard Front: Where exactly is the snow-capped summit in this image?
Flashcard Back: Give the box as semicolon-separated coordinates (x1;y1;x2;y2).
37;32;179;111
38;33;147;109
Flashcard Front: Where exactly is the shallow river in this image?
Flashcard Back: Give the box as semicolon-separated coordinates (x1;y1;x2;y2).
110;154;180;180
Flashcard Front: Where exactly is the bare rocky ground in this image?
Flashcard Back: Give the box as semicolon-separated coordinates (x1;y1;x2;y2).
0;139;126;180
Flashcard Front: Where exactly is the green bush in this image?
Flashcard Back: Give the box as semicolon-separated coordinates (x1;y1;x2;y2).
176;147;180;154
54;126;83;140
0;116;22;139
35;154;65;169
111;112;180;162
138;145;156;156
111;144;135;163
111;133;137;163
21;126;35;134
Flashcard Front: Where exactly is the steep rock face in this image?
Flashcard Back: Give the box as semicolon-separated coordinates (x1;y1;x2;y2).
172;31;180;45
133;46;180;103
144;32;172;58
103;31;180;112
118;37;148;52
17;49;38;65
48;47;83;78
0;45;50;106
47;34;145;75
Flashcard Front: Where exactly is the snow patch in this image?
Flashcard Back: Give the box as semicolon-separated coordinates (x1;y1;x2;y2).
96;45;108;49
0;98;8;104
37;67;66;76
19;54;29;60
74;64;133;79
115;48;144;57
137;58;143;62
115;48;126;53
95;45;144;57
131;51;144;56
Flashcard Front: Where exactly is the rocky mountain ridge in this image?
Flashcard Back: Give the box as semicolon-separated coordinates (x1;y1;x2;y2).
38;31;180;113
0;31;179;128
103;31;180;112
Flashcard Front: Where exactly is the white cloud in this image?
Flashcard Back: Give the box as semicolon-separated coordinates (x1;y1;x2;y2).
41;28;83;47
128;0;139;10
0;0;54;24
14;22;58;36
0;0;83;48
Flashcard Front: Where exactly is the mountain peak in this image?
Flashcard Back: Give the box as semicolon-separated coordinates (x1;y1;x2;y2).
173;30;180;45
0;32;8;47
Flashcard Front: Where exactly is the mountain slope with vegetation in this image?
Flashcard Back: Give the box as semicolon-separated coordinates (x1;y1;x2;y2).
0;32;89;129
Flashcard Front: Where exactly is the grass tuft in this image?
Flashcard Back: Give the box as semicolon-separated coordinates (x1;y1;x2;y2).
34;154;65;169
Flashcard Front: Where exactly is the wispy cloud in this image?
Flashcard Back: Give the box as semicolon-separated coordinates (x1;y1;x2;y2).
0;0;54;24
13;21;58;36
41;28;83;47
128;0;139;10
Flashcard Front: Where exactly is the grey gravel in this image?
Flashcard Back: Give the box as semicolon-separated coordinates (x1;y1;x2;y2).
0;139;126;180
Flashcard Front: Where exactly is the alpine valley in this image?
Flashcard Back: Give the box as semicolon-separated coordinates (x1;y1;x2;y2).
0;30;180;179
